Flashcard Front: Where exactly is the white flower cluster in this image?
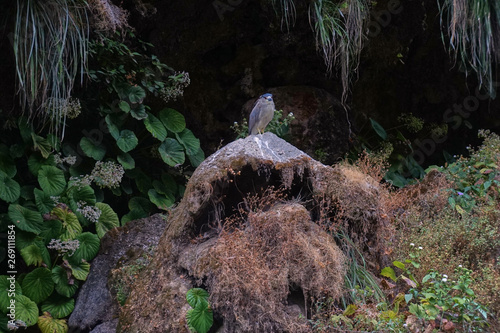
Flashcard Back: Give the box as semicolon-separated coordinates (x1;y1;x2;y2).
159;71;191;102
47;239;80;256
54;153;77;166
91;161;125;189
46;97;82;119
69;175;93;189
77;201;102;223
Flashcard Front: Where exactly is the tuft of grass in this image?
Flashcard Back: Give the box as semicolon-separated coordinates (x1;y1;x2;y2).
13;0;90;138
438;0;500;98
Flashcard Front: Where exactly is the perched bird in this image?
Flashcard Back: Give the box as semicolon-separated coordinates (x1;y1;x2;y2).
248;93;275;135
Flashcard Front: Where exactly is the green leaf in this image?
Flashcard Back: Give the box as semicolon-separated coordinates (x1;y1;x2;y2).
144;112;167;141
128;197;151;213
148;189;174;210
186;300;213;333
117;153;135;170
39;220;63;245
34;188;55;214
22;267;54;303
31;134;52;159
370;118;387;140
38;166;67;196
28;154;56;177
51;206;82;241
131;104;148;120
343;304;358;316
405;293;413;304
15;230;38;250
188;147;205;168
121;210;148;225
80;137;106;161
380;267;397;282
71;232;100;263
51;266;79;298
105;114;120;140
40;294;74;319
20;244;44;267
392;261;405;270
8;204;43;234
15;294;39;326
118;100;131;112
68;260;90;281
186;288;209;308
95;203;119;238
158;138;185;166
128;86;146;103
116;130;138;153
0;172;20;203
0;275;22;311
159;108;186;133
38;312;68;333
176;129;200;155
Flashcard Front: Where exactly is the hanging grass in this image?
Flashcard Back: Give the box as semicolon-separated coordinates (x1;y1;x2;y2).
438;0;500;98
13;0;90;138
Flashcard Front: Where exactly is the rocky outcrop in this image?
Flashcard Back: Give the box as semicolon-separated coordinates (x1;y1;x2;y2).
117;133;388;332
68;215;168;333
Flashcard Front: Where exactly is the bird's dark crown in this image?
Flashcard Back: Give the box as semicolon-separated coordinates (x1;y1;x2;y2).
261;93;273;101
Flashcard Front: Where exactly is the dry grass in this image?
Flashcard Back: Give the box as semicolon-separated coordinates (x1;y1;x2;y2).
192;195;346;332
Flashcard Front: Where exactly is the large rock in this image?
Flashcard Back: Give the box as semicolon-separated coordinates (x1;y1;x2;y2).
118;133;388;332
68;215;168;333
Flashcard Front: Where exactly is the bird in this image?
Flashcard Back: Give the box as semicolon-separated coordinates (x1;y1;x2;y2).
248;93;275;135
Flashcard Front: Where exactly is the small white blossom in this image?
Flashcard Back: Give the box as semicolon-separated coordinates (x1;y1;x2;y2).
443;274;448;278
410;243;415;247
47;239;80;256
418;246;423;250
442;278;447;282
458;264;462;268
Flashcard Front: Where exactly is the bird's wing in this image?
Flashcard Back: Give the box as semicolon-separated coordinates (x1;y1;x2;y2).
248;99;261;134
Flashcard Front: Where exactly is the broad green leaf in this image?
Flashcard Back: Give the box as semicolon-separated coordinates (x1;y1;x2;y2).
28;154;56;176
15;230;38;250
51;206;82;241
152;180;174;197
148;189;174;210
116;130;138;153
0;172;20;203
131;104;148;120
51;266;79;298
186;288;209;308
105;114;120;140
20;244;44;267
39;220;63;245
40;294;74;319
38;166;66;196
159;108;186;133
22;267;54;303
128;197;151;212
176;129;200;155
370;118;387;140
31;133;52;159
118;100;131;112
34;188;55;214
144;112;167;141
392;261;405;270
404;293;413;303
15;294;38;326
117;153;135;170
67;185;96;216
158;138;185;166
186;300;213;333
0;276;22;311
38;312;68;333
8;204;43;234
380;267;397;282
80;137;106;161
71;232;100;263
128;86;146;103
95;203;119;238
68;260;90;281
188;147;205;168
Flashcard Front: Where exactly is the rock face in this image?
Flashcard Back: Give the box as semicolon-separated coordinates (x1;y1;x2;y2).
117;133;388;332
68;215;168;333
